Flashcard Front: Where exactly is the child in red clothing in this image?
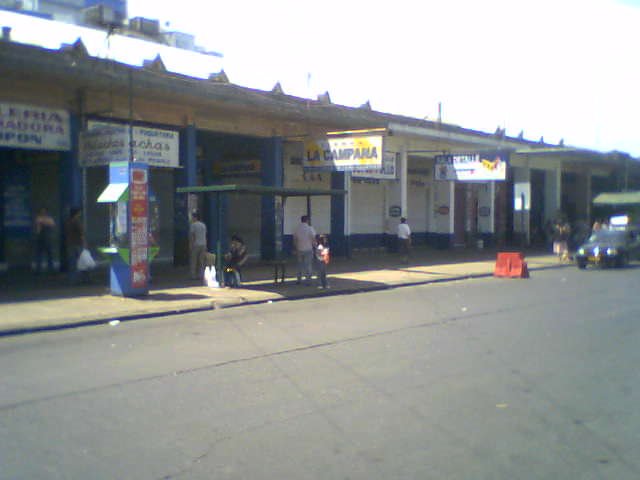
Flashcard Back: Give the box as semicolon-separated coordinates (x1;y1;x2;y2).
315;235;330;289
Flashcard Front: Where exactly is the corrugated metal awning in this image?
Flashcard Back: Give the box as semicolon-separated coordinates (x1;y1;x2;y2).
176;184;346;197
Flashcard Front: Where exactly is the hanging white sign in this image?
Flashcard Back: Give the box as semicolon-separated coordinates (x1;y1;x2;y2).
80;121;180;167
0;103;71;151
435;153;507;181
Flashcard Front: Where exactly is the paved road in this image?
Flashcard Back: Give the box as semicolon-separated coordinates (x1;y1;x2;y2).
1;267;640;479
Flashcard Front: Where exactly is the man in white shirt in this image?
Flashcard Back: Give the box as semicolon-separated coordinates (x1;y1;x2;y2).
397;217;412;264
293;215;316;285
189;212;207;280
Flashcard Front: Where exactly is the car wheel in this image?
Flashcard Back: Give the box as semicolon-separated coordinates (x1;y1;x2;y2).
577;260;587;269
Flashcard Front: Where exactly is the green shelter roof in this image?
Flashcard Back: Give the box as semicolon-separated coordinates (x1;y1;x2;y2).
176;184;346;197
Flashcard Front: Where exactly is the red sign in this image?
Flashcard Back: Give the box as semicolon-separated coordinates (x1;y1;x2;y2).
130;166;148;289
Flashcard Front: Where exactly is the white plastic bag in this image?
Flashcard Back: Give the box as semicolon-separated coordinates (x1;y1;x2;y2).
203;265;219;288
77;248;96;271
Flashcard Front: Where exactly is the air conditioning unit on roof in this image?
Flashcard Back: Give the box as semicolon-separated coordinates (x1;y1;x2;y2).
129;16;160;37
0;0;23;10
83;4;122;28
162;31;195;50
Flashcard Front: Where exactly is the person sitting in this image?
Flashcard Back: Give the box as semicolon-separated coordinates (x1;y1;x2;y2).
224;235;249;287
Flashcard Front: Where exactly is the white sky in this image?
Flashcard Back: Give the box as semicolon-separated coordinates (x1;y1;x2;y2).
125;0;640;157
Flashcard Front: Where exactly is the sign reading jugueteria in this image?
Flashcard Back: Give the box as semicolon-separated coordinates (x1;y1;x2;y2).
79;121;180;168
303;135;383;171
0;103;71;151
434;152;508;181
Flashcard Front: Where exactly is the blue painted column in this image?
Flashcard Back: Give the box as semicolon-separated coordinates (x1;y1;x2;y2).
59;113;83;271
0;151;6;269
174;124;197;265
331;171;348;257
203;135;226;258
261;137;283;260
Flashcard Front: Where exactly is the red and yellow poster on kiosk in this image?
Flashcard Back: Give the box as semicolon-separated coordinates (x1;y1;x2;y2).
130;166;148;289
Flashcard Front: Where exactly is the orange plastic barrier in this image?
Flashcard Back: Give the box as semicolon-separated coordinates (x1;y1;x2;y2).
494;252;529;278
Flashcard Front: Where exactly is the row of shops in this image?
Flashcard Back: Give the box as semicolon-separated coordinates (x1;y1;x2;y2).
1;36;638;274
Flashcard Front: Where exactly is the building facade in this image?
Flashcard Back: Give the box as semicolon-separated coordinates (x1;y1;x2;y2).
1;14;638;275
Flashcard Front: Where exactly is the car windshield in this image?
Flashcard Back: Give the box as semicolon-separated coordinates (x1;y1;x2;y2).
588;230;628;243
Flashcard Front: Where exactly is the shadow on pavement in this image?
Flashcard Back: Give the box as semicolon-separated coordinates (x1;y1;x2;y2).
0;246;548;305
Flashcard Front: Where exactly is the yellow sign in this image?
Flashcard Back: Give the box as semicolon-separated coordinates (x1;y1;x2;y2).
303;135;383;171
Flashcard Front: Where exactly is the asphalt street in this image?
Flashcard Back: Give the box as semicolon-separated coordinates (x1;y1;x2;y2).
1;266;640;479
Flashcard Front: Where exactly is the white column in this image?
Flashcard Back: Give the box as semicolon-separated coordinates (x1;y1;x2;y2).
489;181;496;233
514;166;531;243
399;145;408;218
449;181;455;235
345;172;351;237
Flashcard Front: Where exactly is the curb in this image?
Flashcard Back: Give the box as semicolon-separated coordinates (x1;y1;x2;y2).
0;261;570;338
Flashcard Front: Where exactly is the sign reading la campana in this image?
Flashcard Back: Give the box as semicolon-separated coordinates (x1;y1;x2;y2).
0;103;71;151
303;135;383;171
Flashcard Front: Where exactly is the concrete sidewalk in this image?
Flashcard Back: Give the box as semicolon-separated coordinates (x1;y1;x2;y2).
0;248;566;336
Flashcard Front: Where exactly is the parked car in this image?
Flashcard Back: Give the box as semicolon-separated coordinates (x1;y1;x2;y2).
575;227;640;269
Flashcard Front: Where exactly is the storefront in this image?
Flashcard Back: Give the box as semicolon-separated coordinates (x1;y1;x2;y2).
1;102;72;272
433;152;507;248
79;120;180;264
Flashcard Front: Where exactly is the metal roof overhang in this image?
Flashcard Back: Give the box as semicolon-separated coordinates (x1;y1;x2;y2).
513;147;628;167
593;191;640;205
387;122;523;151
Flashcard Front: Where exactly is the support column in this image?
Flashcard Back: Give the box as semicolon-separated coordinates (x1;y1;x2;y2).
0;151;6;271
514;166;531;246
261;137;283;260
331;171;348;257
59;113;83;272
204;146;226;258
174;124;197;265
583;170;592;222
545;167;561;222
489;181;496;234
449;181;455;238
399;145;408;218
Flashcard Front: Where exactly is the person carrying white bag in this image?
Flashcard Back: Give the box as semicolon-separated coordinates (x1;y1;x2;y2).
65;207;92;284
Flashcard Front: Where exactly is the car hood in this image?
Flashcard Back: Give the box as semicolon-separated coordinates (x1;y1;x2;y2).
580;240;626;250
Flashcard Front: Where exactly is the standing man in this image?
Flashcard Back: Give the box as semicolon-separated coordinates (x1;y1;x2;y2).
35;207;56;274
397;216;412;264
189;211;207;280
293;215;316;285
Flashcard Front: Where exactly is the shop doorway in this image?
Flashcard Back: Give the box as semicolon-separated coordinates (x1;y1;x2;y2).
2;150;61;271
530;169;546;246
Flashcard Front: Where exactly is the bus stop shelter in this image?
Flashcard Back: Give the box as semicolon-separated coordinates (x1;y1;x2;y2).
176;184;347;278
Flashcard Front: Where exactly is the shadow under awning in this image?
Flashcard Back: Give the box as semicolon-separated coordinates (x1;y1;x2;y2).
176;183;347;277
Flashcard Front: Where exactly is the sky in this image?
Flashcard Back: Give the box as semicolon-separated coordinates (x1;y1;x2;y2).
125;0;640;158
